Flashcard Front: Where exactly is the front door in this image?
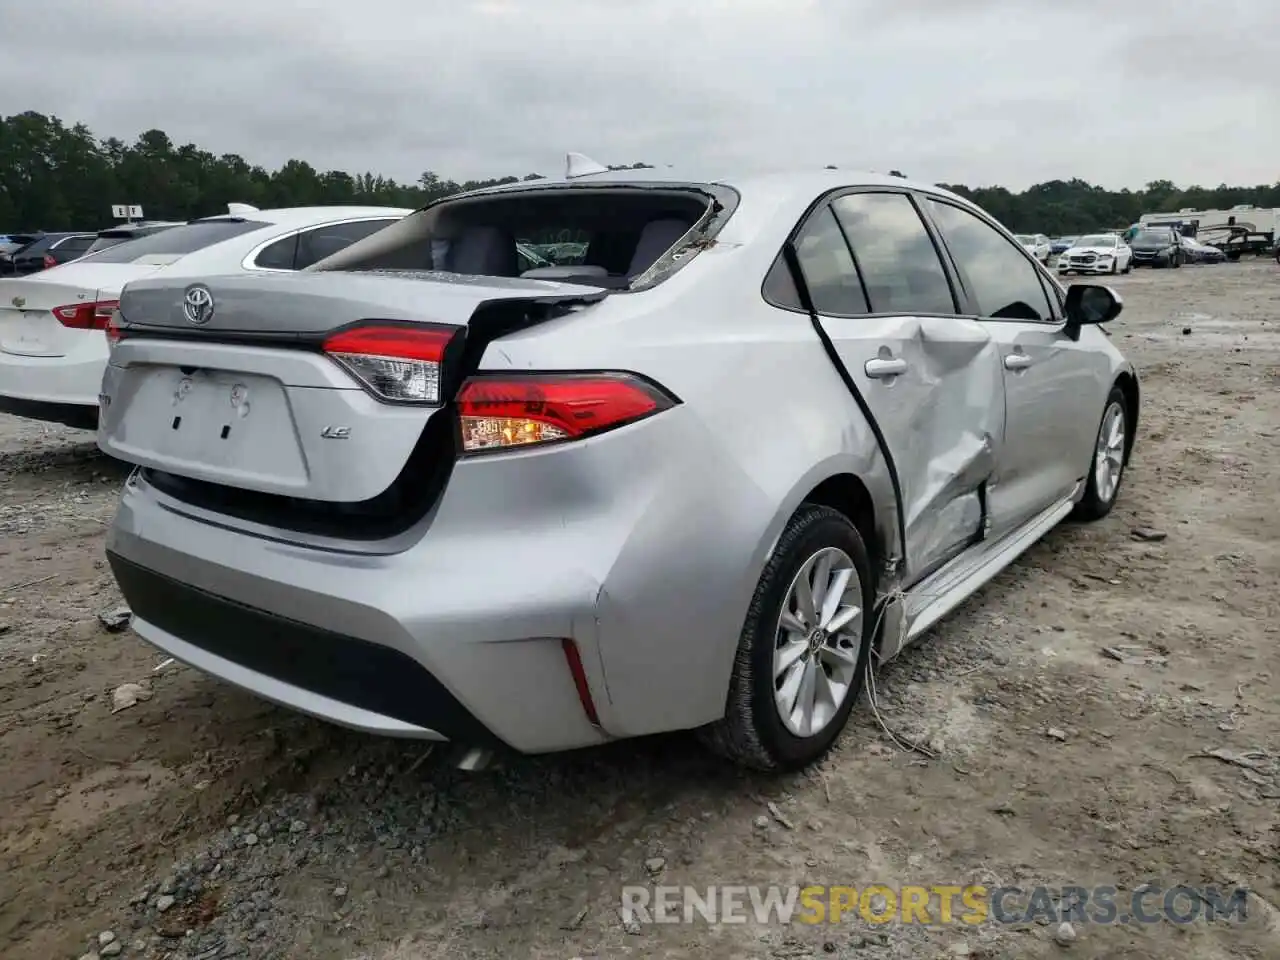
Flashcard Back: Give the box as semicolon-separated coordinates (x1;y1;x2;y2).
922;197;1107;536
790;190;1006;585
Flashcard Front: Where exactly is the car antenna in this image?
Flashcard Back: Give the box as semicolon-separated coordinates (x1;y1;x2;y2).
565;152;609;179
226;202;260;216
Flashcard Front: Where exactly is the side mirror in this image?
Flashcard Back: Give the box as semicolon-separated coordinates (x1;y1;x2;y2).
1063;284;1123;337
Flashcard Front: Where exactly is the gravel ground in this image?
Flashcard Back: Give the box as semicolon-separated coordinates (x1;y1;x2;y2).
1;259;1278;960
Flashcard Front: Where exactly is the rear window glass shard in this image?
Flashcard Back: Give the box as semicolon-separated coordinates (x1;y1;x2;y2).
830;193;956;315
82;219;267;263
317;185;731;290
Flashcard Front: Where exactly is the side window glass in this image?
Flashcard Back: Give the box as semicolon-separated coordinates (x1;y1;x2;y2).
762;256;802;310
294;219;395;270
789;206;869;315
254;234;298;270
926;199;1055;322
830;193;955;315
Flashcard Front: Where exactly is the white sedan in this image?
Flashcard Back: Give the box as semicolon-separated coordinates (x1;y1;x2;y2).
0;204;410;428
1057;234;1133;276
1015;233;1052;264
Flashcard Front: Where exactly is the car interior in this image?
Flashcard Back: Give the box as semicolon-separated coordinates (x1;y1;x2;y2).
321;188;710;287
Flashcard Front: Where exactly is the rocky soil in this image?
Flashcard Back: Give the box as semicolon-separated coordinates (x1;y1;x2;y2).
1;259;1277;959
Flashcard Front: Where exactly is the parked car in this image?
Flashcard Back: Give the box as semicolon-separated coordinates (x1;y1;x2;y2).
83;221;185;256
97;166;1139;772
1128;226;1183;268
1057;234;1132;276
3;231;97;275
0;204;410;428
1178;235;1226;264
0;234;42;276
1050;237;1076;255
1015;233;1052;264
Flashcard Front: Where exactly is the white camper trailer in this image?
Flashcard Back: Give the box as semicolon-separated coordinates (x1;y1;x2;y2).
1139;205;1278;259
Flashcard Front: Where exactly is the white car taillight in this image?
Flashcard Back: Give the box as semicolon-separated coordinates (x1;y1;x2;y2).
52;299;120;331
322;324;460;405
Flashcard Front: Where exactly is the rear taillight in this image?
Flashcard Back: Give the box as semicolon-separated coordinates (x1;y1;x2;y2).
52;299;120;331
322;323;459;405
105;309;125;351
42;254;56;269
455;372;675;453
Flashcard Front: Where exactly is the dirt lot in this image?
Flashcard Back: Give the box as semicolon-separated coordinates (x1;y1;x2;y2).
1;259;1278;960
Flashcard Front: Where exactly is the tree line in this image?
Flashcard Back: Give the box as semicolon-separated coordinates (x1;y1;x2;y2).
3;111;1279;236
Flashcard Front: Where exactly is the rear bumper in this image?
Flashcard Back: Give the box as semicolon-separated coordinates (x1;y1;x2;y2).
107;551;490;743
105;470;613;754
0;349;105;410
0;394;97;429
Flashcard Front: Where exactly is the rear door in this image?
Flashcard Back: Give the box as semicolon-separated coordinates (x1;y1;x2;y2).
793;189;1006;585
922;196;1109;535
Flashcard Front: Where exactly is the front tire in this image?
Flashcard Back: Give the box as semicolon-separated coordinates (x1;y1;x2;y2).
1110;260;1118;275
699;504;874;771
1072;385;1129;521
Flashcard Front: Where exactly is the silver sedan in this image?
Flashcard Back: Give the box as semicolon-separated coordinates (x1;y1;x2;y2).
99;165;1138;772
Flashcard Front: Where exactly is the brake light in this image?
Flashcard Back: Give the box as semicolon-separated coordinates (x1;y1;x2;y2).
322;323;459;405
52;299;120;331
105;308;125;350
42;254;56;269
455;372;674;453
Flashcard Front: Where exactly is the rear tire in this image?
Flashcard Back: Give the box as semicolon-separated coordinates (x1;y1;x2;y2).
698;504;874;771
1072;385;1129;522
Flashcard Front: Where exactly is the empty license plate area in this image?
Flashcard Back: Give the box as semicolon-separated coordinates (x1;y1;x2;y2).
115;365;309;490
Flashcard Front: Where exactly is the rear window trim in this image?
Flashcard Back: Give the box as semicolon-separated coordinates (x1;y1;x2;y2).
241;216;405;274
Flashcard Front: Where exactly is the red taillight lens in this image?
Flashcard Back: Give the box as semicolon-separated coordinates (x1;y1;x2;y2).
322;323;459;405
52;299;120;331
455;372;674;453
42;254;56;269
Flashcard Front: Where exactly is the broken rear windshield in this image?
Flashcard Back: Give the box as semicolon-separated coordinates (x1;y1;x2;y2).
315;184;738;289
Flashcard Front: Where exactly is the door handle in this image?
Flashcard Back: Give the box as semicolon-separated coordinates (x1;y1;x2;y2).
864;357;907;379
1003;352;1034;371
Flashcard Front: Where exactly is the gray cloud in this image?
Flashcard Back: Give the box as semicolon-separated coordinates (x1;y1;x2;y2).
2;0;1277;189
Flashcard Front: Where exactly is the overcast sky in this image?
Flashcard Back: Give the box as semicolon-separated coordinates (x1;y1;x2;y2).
3;0;1276;190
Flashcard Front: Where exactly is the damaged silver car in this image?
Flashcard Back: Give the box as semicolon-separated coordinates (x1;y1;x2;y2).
98;163;1138;772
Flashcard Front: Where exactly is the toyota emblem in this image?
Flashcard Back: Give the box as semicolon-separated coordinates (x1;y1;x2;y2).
183;285;215;325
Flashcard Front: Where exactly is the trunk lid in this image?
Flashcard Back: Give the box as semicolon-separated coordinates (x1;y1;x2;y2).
0;263;164;357
100;270;607;508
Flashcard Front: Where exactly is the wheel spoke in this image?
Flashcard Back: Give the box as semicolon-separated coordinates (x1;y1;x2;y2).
825;603;861;635
793;558;818;627
819;642;859;676
819;567;853;627
774;638;807;677
779;609;807;635
790;662;818;736
776;659;805;717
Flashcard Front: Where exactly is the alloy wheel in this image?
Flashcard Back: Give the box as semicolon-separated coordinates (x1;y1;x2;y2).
1094;401;1126;503
772;547;864;737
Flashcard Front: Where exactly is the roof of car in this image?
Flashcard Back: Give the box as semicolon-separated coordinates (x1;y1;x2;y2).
458;167;970;206
195;206;413;228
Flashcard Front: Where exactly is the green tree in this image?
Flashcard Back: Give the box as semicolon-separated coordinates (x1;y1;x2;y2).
3;111;1279;236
